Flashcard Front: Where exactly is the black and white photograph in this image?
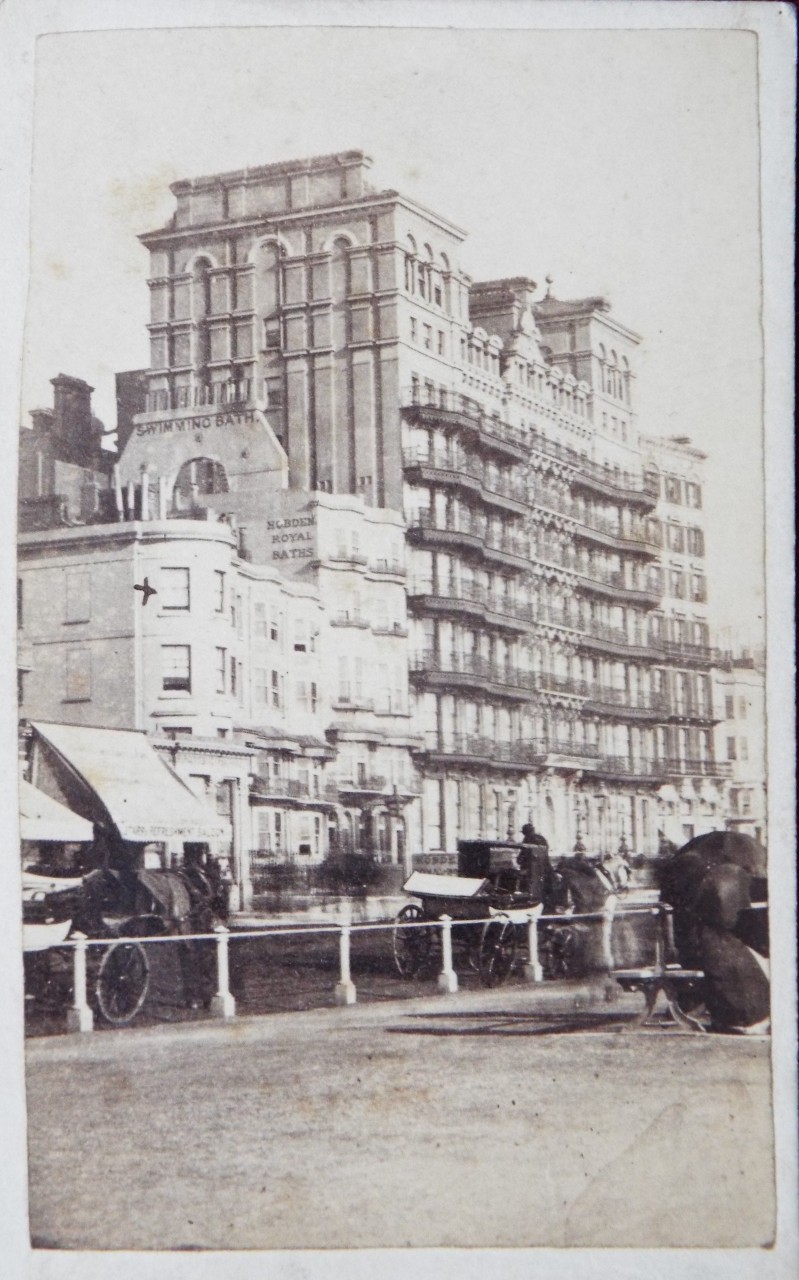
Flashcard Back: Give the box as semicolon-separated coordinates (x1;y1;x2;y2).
1;1;795;1276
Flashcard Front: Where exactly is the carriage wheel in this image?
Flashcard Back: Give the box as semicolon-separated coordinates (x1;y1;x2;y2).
393;904;433;978
95;941;149;1025
479;916;516;987
541;924;579;979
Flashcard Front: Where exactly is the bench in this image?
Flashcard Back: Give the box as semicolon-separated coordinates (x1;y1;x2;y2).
613;965;707;1031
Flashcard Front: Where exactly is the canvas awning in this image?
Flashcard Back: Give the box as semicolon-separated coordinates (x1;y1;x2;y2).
19;779;94;843
31;722;231;842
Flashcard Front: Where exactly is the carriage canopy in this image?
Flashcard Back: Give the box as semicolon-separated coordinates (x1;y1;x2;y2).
30;722;230;842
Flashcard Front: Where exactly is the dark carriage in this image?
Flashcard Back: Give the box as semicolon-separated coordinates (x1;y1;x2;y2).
393;840;608;986
23;850;228;1025
649;831;771;1033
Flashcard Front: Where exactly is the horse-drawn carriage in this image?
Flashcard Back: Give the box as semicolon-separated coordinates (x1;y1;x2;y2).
393;839;617;986
23;850;228;1025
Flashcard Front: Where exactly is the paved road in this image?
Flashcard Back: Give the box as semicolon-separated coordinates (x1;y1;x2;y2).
26;981;774;1251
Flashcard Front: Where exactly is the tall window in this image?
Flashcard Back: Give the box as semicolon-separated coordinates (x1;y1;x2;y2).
215;648;226;694
271;670;280;708
162;645;191;692
338;656;350;702
264;317;281;349
213;571;225;613
254;667;268;704
161;567;190;611
65;569;90;623
293;619;308;653
254;601;268;638
65;649;91;701
16;578;23;629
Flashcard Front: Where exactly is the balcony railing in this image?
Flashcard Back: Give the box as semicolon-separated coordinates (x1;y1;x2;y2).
574;570;661;607
332;690;376;712
594;756;732;780
407;515;529;566
402;446;482;486
407;580;535;628
530;488;576;519
659;640;719;666
401;389;529;458
537;672;590;697
371;621;409;637
532;545;578;573
534;738;601;760
250;776;334;802
337;774;388;793
484;529;530;563
404;446;528;507
572;515;661;556
417;732;541;766
409;650;536;696
568;456;660;507
594;756;664;779
407;513;484;551
369;557;406;577
584;686;671;715
327;551;369;567
330;611;370;629
575;621;657;655
144;379;254;413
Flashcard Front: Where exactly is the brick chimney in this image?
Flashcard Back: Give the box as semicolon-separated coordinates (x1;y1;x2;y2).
51;374;95;461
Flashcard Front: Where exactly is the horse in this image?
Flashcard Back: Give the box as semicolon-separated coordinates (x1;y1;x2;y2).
657;831;769;1032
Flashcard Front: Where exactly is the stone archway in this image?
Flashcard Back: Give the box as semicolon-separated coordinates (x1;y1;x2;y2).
172;457;229;513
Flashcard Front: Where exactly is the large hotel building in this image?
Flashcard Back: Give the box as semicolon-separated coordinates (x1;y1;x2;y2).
18;150;741;904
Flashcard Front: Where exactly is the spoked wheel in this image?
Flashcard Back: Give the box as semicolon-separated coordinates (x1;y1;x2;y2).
479;915;517;987
541;923;580;979
393;904;434;978
95;941;150;1025
464;924;483;974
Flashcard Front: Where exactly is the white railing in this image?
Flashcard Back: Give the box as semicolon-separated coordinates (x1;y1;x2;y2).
26;900;693;1034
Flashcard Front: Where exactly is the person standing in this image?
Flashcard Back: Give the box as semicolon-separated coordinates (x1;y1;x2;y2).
518;821;554;902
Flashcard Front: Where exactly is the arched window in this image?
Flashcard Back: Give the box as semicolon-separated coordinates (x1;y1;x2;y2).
172;457;229;513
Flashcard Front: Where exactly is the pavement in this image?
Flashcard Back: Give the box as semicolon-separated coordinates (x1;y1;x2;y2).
25;977;775;1251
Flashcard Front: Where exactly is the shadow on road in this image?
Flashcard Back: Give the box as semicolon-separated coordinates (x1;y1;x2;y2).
385;1009;645;1036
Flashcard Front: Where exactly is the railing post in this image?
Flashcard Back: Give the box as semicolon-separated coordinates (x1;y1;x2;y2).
209;927;236;1018
437;915;458;993
334;925;357;1005
523;904;544;983
66;935;94;1033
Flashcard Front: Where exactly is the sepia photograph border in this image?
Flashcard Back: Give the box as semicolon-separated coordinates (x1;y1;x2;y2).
0;2;795;1278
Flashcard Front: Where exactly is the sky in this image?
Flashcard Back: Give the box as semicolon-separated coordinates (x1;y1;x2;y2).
21;24;765;645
